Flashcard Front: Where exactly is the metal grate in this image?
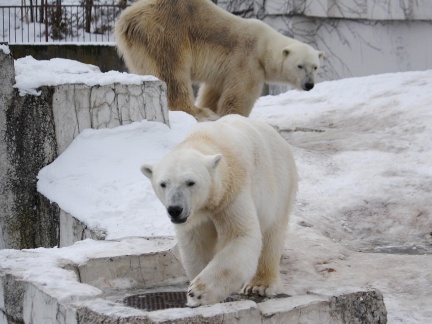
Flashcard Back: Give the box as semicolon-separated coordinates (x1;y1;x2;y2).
123;291;290;311
124;291;188;311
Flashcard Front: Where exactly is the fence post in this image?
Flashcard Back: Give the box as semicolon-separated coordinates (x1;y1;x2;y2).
85;0;93;33
45;3;48;42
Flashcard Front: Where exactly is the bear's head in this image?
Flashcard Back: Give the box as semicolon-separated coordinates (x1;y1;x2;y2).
141;149;222;225
282;43;324;91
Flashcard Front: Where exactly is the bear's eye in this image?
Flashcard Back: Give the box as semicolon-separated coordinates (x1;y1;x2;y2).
313;66;318;70
160;182;166;188
297;64;303;69
186;181;195;187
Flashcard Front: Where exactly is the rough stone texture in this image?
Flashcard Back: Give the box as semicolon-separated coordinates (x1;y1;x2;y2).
0;50;56;250
22;283;78;324
0;49;17;250
329;290;387;323
5;87;60;249
256;289;387;323
52;82;168;155
0;49;169;249
79;250;187;290
59;210;107;247
0;274;26;324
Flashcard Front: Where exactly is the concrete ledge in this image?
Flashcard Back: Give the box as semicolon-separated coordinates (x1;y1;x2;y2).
0;238;387;323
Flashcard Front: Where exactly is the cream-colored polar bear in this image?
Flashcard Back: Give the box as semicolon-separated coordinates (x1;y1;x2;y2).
115;0;324;121
141;115;298;306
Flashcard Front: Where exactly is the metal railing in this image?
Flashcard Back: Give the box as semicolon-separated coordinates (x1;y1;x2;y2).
1;4;127;44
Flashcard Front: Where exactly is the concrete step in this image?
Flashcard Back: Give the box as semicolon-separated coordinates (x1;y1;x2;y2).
0;237;387;323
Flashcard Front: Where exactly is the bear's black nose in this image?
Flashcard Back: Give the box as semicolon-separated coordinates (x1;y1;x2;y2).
167;205;183;218
304;83;314;91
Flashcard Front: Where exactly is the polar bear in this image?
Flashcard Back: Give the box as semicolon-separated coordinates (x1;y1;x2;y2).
141;115;298;306
115;0;324;121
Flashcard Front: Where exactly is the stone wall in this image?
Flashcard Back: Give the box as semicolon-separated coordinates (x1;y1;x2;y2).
9;44;126;73
227;0;432;92
0;48;17;249
4;85;60;249
0;48;168;249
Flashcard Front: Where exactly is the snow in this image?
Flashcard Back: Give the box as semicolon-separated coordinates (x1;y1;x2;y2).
0;237;177;302
14;56;158;96
0;248;102;301
2;51;432;322
253;71;432;252
37;112;195;238
0;44;10;54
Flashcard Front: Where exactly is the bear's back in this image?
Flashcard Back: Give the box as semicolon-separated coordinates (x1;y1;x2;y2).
190;115;294;174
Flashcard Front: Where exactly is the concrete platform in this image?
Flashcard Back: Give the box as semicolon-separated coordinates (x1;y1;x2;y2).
0;237;387;323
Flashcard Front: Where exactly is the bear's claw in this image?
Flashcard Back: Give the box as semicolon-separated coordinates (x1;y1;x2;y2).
186;276;224;307
240;282;278;297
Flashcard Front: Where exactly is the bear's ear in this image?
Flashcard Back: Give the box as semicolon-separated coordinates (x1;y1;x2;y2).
318;51;325;59
141;164;154;179
206;154;222;170
282;47;290;57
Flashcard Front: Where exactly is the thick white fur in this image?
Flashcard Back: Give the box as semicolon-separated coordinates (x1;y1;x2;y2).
115;0;324;120
141;115;298;306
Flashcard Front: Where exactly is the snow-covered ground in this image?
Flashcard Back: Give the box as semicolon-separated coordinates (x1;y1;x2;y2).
5;52;432;323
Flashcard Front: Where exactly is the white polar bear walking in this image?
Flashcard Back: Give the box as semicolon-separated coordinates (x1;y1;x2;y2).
115;0;324;120
141;115;298;306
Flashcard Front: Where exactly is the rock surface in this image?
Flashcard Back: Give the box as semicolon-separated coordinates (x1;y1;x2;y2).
0;49;168;249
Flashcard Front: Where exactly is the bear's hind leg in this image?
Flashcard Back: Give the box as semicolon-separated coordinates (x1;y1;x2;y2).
240;221;287;297
195;83;221;114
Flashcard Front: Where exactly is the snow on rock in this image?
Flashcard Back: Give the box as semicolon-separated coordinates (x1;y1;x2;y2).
14;56;159;96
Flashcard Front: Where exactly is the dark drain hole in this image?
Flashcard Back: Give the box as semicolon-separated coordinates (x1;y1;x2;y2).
123;291;291;311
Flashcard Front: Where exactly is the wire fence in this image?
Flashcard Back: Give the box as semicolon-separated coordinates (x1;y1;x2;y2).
1;4;127;44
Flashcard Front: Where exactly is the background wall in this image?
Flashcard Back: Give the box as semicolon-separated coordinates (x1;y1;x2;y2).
9;44;127;73
219;0;432;93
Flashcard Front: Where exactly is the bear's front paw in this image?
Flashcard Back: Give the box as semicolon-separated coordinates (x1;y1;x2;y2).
186;277;221;307
240;281;279;297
